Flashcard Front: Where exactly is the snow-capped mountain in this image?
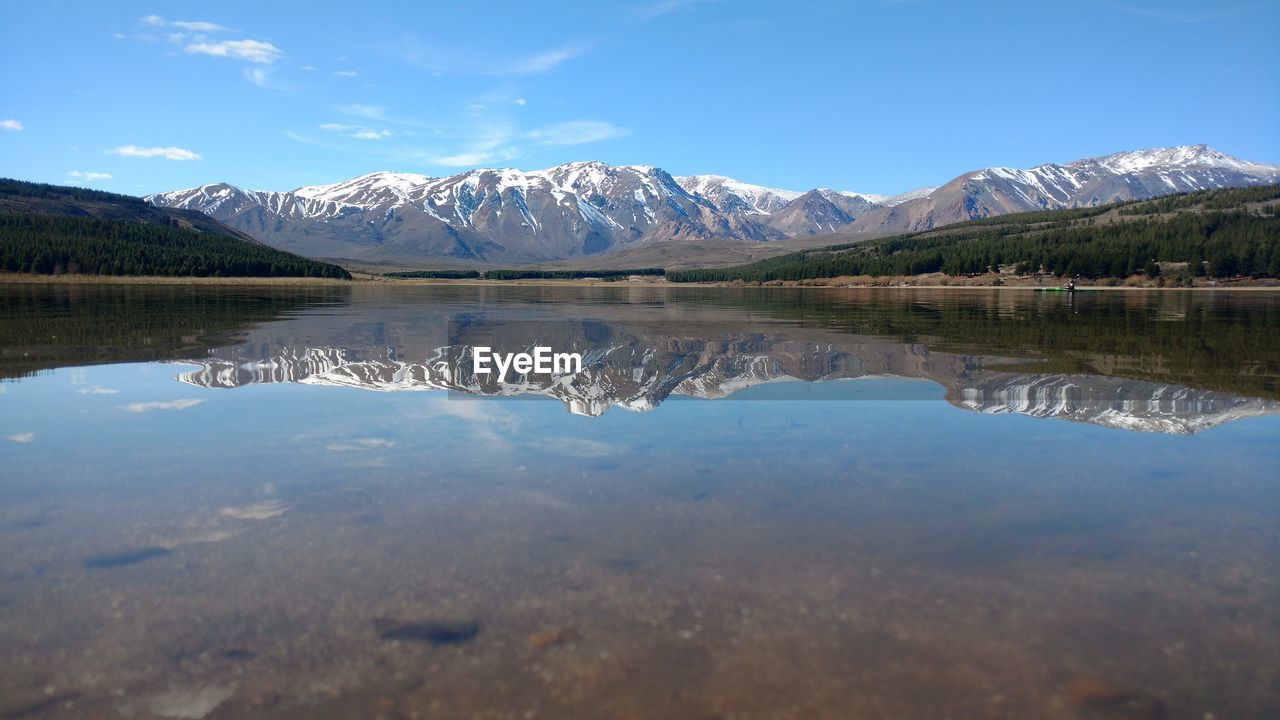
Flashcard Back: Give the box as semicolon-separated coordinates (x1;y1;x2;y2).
675;175;803;215
151;162;785;263
850;144;1280;233
147;145;1280;264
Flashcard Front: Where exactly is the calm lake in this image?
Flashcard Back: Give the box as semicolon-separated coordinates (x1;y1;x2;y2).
1;284;1277;719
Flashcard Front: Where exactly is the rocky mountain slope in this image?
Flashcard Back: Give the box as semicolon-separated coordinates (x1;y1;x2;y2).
147;145;1280;266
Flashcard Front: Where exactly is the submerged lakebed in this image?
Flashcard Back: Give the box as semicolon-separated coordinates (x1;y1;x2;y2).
0;284;1277;719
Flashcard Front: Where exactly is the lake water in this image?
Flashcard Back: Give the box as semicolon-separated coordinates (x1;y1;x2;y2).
1;284;1277;719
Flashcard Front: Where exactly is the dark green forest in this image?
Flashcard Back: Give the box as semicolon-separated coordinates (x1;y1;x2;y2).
669;185;1280;283
0;179;350;279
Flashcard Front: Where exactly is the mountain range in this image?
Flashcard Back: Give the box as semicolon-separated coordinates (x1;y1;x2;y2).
147;145;1280;267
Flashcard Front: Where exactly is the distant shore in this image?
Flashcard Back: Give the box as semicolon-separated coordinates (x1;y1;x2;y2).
2;272;1278;290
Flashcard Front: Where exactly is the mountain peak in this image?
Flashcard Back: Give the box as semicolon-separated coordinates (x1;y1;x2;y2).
1073;144;1270;174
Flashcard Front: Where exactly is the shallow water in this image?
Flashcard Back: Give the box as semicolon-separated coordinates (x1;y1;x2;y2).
1;285;1277;719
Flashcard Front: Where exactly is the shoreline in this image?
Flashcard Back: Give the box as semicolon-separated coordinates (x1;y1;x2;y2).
1;272;1278;291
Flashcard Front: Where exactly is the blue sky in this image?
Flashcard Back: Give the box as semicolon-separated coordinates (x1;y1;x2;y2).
1;0;1277;196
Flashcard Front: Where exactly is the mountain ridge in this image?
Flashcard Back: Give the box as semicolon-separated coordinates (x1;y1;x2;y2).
147;145;1280;267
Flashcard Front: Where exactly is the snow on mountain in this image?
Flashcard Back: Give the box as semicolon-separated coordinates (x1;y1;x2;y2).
883;186;936;206
147;145;1280;263
850;144;1280;234
675;174;803;215
294;171;435;207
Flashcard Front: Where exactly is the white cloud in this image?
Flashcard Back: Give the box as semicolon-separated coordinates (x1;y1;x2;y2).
78;385;119;395
68;170;112;181
109;145;201;161
333;70;359;78
0;119;22;132
171;20;228;32
336;104;385;119
298;65;318;71
319;123;392;140
514;98;527;107
122;399;205;413
185;39;283;64
6;433;35;443
142;15;229;32
526;120;629;146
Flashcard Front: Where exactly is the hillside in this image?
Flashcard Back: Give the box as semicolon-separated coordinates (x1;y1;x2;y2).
0;179;351;279
668;185;1280;283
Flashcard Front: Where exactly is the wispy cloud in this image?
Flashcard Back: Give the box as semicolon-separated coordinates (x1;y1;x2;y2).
6;433;34;443
333;69;359;78
185;39;283;64
0;119;22;132
171;20;229;32
1106;2;1253;22
336;104;385;119
630;0;720;21
399;39;587;76
141;15;231;33
430;149;519;167
68;170;112;182
514;97;528;107
122;399;205;413
320;123;392;140
243;67;272;88
427;123;522;166
526;120;629;146
510;46;584;74
78;385;119;394
109;145;201;161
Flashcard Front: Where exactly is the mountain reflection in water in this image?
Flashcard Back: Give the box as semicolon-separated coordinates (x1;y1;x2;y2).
161;287;1280;434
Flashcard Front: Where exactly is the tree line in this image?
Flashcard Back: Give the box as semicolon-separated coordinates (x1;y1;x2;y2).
0;213;350;279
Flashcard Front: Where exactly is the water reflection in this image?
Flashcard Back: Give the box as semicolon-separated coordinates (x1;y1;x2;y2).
149;286;1280;433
